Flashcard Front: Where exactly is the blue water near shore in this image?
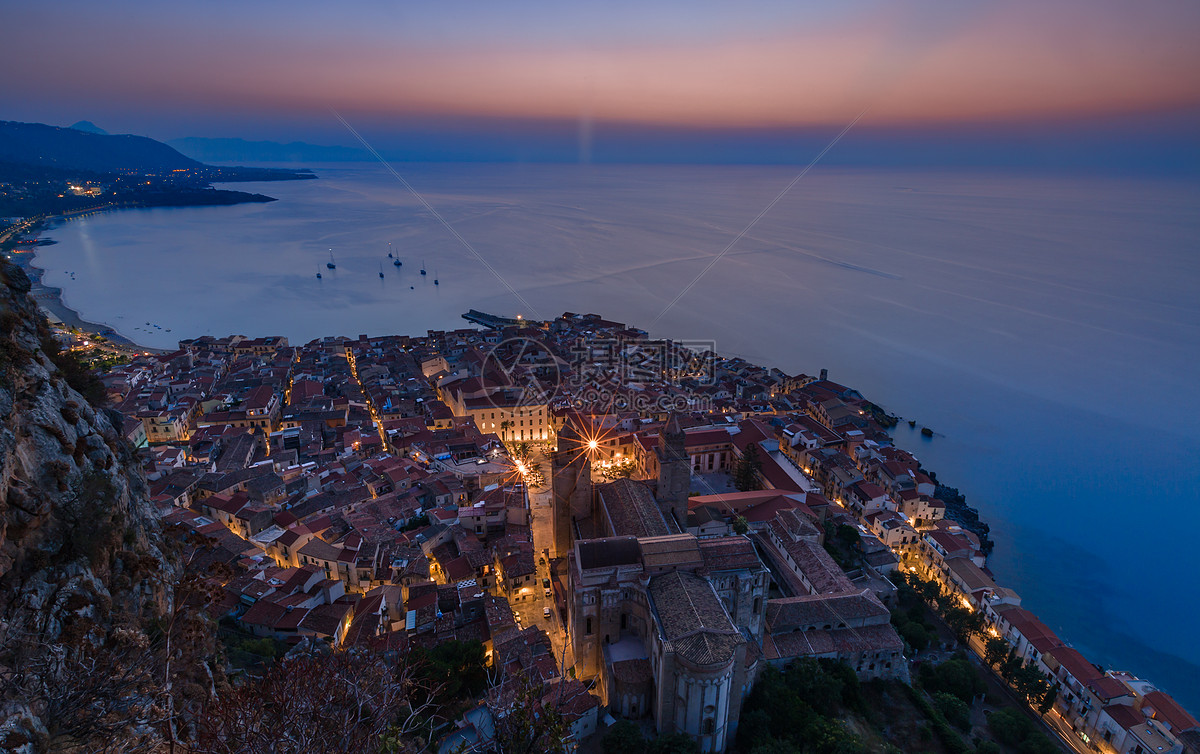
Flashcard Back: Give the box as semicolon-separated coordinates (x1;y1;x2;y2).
37;163;1200;709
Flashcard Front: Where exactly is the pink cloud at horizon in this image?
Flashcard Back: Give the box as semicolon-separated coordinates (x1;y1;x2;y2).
3;1;1198;130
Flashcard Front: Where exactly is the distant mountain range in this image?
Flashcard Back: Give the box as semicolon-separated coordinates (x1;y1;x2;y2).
68;120;108;135
0;120;203;174
0;120;314;218
169;137;368;163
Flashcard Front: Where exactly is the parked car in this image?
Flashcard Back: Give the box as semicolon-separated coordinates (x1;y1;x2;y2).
543;607;552;620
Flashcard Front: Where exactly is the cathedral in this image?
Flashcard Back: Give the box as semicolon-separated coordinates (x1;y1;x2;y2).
552;415;770;753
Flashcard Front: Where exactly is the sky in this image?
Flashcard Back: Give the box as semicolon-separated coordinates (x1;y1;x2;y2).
3;0;1200;167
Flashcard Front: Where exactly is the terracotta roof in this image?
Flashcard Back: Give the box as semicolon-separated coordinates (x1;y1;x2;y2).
766;589;889;632
1104;703;1144;731
945;556;996;593
1087;676;1129;703
648;570;742;667
240;599;286;629
780;538;854;595
684;428;732;447
638;534;702;569
298;537;342;562
600;478;670;538
698;536;763;572
996;606;1062;654
1144;691;1199;732
764;622;903;661
299;602;352;638
274;606;310;631
610;658;653;685
1046;646;1102;685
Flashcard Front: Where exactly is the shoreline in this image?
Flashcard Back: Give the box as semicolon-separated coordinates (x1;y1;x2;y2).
1;215;165;354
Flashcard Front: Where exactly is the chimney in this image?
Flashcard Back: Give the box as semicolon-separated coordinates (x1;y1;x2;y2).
819;368;828;381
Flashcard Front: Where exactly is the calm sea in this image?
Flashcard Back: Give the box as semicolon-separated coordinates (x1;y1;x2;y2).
37;163;1200;709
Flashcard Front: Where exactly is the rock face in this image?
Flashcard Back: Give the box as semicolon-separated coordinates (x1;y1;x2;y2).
0;260;174;749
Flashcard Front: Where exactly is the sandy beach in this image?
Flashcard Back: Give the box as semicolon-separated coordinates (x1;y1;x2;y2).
1;217;159;352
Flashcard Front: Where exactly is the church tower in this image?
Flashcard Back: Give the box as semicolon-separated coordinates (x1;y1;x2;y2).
655;413;690;529
551;417;592;558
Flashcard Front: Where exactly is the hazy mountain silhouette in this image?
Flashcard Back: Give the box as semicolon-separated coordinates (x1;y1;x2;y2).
67;120;108;135
0;120;201;172
170;137;367;163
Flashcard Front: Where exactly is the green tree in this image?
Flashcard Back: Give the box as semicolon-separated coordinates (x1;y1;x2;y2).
933;691;971;730
733;515;749;535
835;524;861;552
749;739;801;754
983;637;1009;668
602;720;646;754
733;445;762;491
900;621;931;652
984;707;1059;754
491;671;570;754
738;709;777;752
807;718;870;754
907;603;929;626
1037;685;1058;715
998;649;1022;681
943;606;986;643
410;639;488;704
986;708;1028;748
785;658;844;716
1011;664;1049;706
648;732;701;754
903;571;943;603
739;665;817;746
925;655;984;704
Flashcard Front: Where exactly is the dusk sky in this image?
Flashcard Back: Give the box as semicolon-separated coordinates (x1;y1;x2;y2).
5;0;1200;167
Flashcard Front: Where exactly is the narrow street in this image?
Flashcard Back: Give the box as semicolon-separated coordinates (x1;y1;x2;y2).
522;445;575;673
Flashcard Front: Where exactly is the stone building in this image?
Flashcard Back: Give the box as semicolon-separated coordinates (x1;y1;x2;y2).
553;414;770;752
552;419;593;558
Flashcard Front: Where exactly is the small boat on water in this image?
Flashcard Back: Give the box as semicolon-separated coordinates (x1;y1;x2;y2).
393;258;401;267
387;242;393;259
433;269;439;286
420;259;427;276
326;249;336;269
316;264;323;279
378;262;385;279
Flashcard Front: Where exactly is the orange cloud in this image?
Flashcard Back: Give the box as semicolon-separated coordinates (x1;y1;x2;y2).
5;2;1199;128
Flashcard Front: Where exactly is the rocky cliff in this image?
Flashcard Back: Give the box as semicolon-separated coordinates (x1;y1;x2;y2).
0;260;176;751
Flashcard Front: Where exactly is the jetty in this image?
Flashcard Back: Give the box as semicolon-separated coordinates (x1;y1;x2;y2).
462;309;526;329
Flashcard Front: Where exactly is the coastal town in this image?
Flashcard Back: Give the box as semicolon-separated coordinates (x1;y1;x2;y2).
59;309;1196;754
